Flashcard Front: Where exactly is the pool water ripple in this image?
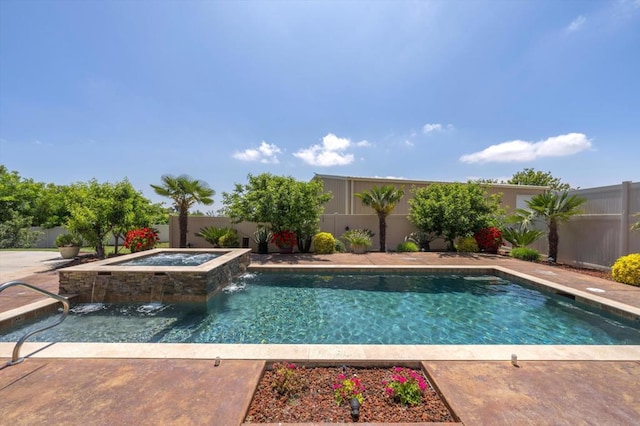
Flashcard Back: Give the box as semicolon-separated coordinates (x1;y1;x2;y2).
3;273;640;345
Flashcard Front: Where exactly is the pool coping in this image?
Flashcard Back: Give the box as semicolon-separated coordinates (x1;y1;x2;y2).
2;264;640;362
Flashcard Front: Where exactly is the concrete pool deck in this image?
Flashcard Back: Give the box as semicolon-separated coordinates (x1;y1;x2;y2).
1;251;640;424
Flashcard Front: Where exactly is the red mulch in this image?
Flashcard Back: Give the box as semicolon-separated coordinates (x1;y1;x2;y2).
244;365;455;424
539;261;613;281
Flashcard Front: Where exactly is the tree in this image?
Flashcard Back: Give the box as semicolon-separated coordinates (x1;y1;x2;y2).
508;168;571;191
355;185;404;252
0;166;74;228
0;211;42;248
0;165;44;224
109;181;168;254
222;173;332;252
65;179;125;259
408;182;502;251
519;191;585;262
151;175;214;248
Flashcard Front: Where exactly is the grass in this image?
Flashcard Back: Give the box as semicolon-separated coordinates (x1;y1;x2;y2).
1;242;170;256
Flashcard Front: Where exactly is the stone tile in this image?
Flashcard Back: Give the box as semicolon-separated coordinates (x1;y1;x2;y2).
0;358;264;426
423;360;640;425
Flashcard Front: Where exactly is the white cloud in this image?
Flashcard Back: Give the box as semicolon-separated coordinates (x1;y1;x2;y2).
294;133;367;167
423;123;455;134
404;140;414;147
423;123;442;133
567;15;586;32
459;133;592;164
233;141;282;164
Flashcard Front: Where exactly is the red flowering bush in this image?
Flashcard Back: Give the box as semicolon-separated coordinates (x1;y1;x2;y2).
270;230;298;248
474;227;503;254
124;227;159;253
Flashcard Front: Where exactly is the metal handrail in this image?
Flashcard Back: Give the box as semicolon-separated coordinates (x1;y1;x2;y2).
0;280;70;366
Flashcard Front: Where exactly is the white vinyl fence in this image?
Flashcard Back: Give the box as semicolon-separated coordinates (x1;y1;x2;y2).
30;225;170;248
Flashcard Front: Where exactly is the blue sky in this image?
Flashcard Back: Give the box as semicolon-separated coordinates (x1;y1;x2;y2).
1;0;639;209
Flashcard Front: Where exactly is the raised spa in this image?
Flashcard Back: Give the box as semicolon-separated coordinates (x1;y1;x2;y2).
58;248;251;305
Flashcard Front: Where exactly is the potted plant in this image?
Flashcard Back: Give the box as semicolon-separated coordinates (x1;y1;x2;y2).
341;229;373;254
253;225;273;254
270;230;297;254
55;233;82;259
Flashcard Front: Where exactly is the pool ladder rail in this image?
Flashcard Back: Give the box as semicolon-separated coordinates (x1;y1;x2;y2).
0;280;70;366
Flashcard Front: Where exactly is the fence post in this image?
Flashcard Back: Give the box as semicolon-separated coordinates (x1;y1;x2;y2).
620;181;631;257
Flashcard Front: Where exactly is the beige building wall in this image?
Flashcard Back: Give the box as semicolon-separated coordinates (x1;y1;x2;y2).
315;174;547;216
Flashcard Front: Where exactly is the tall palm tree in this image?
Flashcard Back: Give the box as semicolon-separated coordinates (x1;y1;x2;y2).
355;185;404;252
524;190;585;262
151;175;214;248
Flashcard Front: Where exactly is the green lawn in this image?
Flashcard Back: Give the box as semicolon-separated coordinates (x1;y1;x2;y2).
1;242;170;255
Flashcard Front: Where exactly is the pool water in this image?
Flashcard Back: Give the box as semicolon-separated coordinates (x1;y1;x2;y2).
116;252;219;266
3;273;640;345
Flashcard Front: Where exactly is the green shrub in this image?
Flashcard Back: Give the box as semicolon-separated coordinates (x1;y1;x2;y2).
396;241;419;252
511;247;541;262
611;253;640;286
341;229;373;250
456;236;479;253
501;226;545;248
197;226;238;247
55;233;82;247
313;232;335;254
334;239;346;253
218;229;239;248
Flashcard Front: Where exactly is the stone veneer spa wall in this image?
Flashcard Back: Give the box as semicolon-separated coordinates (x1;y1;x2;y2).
58;249;251;305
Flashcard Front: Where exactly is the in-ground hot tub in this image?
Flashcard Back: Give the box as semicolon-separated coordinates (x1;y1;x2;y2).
58;248;251;305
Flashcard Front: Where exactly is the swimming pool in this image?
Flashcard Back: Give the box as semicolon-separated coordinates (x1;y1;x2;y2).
4;272;640;345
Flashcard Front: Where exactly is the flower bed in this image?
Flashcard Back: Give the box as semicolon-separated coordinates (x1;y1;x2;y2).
244;365;455;423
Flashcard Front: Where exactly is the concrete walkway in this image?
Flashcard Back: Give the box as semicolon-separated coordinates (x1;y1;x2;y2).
1;251;640;425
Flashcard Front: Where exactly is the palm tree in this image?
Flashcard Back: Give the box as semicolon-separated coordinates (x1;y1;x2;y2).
355;185;404;252
151;175;214;248
524;191;585;262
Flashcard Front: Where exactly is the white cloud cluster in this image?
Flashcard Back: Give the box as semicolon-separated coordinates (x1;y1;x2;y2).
294;133;369;167
460;133;592;164
233;141;282;164
567;15;586;32
423;123;455;134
